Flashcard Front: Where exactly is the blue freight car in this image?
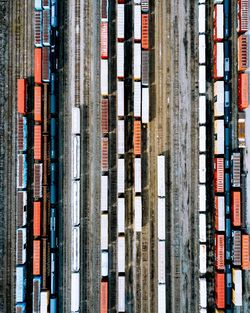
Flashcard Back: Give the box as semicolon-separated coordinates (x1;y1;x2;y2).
16;303;26;312
35;0;42;10
50;297;57;313
225;173;230;214
51;252;56;294
224;84;231;125
50;118;57;159
224;0;231;39
23;117;28;152
224;127;230;169
50;73;57;114
225;264;232;306
50;163;57;204
224;41;230;82
16;266;26;303
50;208;56;249
225;218;231;261
17;154;27;190
51;1;58;28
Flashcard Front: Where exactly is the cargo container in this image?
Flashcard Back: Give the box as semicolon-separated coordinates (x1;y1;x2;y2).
238;73;248;110
215;272;225;309
35;0;42;10
42;9;50;46
33;240;41;275
238;35;248;71
101;251;108;277
134;157;141;193
199;154;206;183
231;153;240;188
16;303;26;312
17;154;27;190
117;80;124;117
157;156;165;197
141;14;149;49
199;185;206;212
238;112;246;148
117;236;125;273
215;234;225;270
40;291;49;313
225;173;230;215
224;127;230;169
17;116;27;152
16;266;26;303
42;47;50;82
117;158;125;194
134;81;141;117
72;135;80;179
133;121;141;155
50;208;56;249
117;120;125;155
134;43;141;80
134;0;141;3
101;0;108;21
232;191;241;227
232;269;242;306
34;85;42;122
50;298;57;313
34;11;42;47
51;252;56;294
101;99;109;134
213;4;224;41
51;1;58;27
72;107;80;135
199;4;206;33
17;79;27;114
158;241;165;284
237;0;248;33
224;83;231;124
242;234;249;269
225;218;231;261
101;59;108;96
199;34;206;64
101;213;108;250
71;273;80;312
118;276;125;312
16;228;26;265
117;198;125;234
50;162;57;204
142;51;149;86
158;198;165;240
199;96;206;125
41;240;47;284
214;42;224;80
33;201;41;237
233;230;242;266
226;264;232;306
17;191;27;227
117;42;124;78
101;22;108;59
224;0;230;38
34;125;42;161
117;4;125;40
101;175;108;211
214;81;224;117
199;244;206;274
50;120;57;160
134;196;142;232
100;280;108;313
199;214;206;243
199;65;206;94
34;163;42;199
158;284;166;313
199;278;207;308
72;227;80;272
224;41;230;81
215;196;225;231
214;158;224;193
33;276;41;313
101;138;109;172
214;120;224;155
199;126;206;152
142;87;149;123
34;48;42;84
134;5;141;41
141;0;149;12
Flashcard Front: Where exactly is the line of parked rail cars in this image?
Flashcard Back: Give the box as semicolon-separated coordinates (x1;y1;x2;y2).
213;0;250;311
100;0;109;312
198;2;208;313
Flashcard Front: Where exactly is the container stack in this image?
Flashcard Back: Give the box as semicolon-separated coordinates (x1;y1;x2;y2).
157;155;166;313
16;79;28;312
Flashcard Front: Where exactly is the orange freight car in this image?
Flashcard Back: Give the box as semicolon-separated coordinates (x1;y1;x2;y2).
33;202;41;237
101;138;109;172
101;99;109;135
215;272;225;309
242;234;250;269
100;280;108;313
34;125;42;161
33;239;41;275
17;79;27;114
34;48;42;84
238;73;248;111
141;14;149;50
214;158;224;193
134;121;141;155
232;191;241;227
216;234;225;270
34;86;42;122
238;35;248;71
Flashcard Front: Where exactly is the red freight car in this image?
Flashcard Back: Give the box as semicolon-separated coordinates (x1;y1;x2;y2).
237;0;248;33
238;35;248;71
34;48;42;84
215;234;225;270
34;163;43;199
242;234;250;270
232;191;241;227
232;230;241;266
101;22;108;59
33;201;41;237
34;86;42;122
101;0;108;20
214;158;224;193
33;239;41;275
34;125;42;161
17;79;27;114
100;280;108;313
141;14;149;50
215;272;225;309
42;47;50;82
101;137;109;172
134;121;141;156
101;99;109;134
34;11;42;47
238;73;248;111
17;116;26;152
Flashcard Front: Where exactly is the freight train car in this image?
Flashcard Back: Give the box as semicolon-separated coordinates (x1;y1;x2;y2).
51;0;58;27
215;272;225;309
232;269;242;306
17;191;27;228
34;48;42;84
50;208;56;249
17;154;28;190
238;73;248;110
17;79;27;114
34;10;42;47
224;0;231;38
17;117;28;152
16;228;27;265
100;280;108;313
237;0;248;33
232;230;242;266
16;303;26;313
16;266;26;303
43;9;51;46
238;112;246;148
33;276;41;313
238;35;248;71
